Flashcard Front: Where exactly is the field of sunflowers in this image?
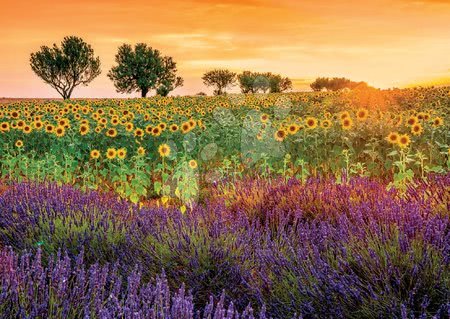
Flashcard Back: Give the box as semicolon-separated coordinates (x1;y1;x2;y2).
0;86;449;318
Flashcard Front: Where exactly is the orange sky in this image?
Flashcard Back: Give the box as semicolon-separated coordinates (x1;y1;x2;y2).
1;0;449;97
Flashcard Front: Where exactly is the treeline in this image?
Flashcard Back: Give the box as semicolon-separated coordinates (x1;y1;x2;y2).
29;35;368;99
202;70;292;95
310;77;370;91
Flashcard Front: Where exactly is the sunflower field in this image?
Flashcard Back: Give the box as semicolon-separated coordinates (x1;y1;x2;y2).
0;86;449;318
1;86;449;204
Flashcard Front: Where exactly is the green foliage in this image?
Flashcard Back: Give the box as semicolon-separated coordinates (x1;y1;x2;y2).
237;71;292;93
30;36;101;99
202;69;237;95
108;43;183;97
310;77;369;91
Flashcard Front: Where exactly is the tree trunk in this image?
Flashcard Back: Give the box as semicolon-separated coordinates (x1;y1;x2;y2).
141;88;149;98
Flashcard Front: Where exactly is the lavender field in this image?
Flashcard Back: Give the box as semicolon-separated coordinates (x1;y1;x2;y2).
1;175;449;318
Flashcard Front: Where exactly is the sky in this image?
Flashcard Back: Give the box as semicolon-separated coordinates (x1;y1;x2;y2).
0;0;449;98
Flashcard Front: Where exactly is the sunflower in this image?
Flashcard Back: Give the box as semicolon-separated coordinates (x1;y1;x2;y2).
79;124;90;136
125;122;134;132
111;117;120;126
432;117;443;127
106;128;118;137
339;111;350;121
341;118;353;130
386;132;399;144
0;122;10;132
117;148;127;159
158;144;171;157
152;126;162;136
287;124;299;135
15;140;24;148
411;123;423;136
33;120;43;130
407;115;418;126
356;108;368;121
10;111;19;119
45;124;54;133
106;148;117;160
159;122;167;130
137;146;145;156
417;112;426;120
274;129;287;142
320;119;332;129
134;128;144;138
188;119;196;129
55;126;65;138
170;124;179;132
181;122;191;134
90;149;100;159
188;159;198;169
23;125;32;134
398;134;411;149
260;113;269;123
305;117;318;129
145;125;153;134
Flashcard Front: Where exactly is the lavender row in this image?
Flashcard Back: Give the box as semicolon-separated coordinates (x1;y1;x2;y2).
0;176;449;318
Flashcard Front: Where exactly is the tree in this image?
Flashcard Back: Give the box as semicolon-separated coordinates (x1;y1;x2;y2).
254;74;271;93
30;36;101;99
310;77;329;91
202;69;236;95
238;71;292;94
310;77;369;91
155;56;184;96
268;74;292;93
237;71;258;93
108;43;183;98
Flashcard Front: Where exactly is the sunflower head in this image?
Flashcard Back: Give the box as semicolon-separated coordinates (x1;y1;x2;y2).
15;140;24;148
106;148;117;160
23;125;32;134
117;148;127;160
411;123;423;136
432;117;443;127
90;149;100;159
55;126;65;138
181;122;191;134
386;132;399;144
305;117;318;129
287;124;299;135
158;144;171;157
79;124;90;136
170;124;179;132
137;146;145;156
152;126;161;136
189;159;198;169
407;116;418;126
274;129;287;142
320;120;332;129
134;128;144;138
398;134;411;149
356;108;368;121
106;128;117;137
341;118;353;130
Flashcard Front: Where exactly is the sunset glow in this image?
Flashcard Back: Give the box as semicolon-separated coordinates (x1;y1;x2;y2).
1;0;449;97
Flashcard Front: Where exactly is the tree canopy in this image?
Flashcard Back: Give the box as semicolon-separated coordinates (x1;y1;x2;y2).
30;36;101;99
238;71;292;93
108;43;183;97
310;77;369;91
202;69;237;95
